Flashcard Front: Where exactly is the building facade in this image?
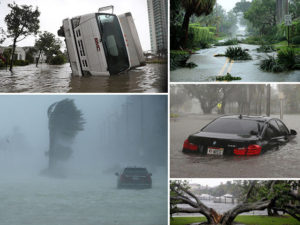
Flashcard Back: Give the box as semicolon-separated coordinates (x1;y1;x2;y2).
147;0;168;54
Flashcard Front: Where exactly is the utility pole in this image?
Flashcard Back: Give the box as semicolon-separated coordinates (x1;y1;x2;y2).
266;84;271;117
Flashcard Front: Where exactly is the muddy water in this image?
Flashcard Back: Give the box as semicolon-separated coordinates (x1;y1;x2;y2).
170;114;300;178
0;63;167;93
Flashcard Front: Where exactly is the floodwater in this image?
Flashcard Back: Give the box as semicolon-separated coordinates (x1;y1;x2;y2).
171;44;300;82
174;200;268;217
170;114;300;178
0;63;167;93
0;170;167;225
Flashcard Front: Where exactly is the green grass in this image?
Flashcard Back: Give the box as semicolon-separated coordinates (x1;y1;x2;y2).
170;215;300;225
225;47;252;60
273;41;300;54
216;73;242;81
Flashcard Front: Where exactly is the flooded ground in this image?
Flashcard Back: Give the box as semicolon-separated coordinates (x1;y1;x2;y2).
174;200;268;217
171;43;300;82
170;114;300;178
0;63;167;93
0;170;167;225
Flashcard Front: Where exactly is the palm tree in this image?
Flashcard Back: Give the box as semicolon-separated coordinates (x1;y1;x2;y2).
180;0;216;48
47;99;85;171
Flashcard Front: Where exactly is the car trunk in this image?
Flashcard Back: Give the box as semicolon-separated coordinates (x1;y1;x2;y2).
188;132;259;156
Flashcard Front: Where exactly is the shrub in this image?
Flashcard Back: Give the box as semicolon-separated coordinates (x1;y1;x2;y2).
14;60;30;66
277;48;297;70
216;73;242;81
292;36;300;44
188;25;215;49
215;38;239;46
260;55;284;72
49;54;66;65
170;50;191;71
225;47;252;60
256;45;275;53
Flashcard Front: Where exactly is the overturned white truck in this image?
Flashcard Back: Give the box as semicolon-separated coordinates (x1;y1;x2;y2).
58;6;145;76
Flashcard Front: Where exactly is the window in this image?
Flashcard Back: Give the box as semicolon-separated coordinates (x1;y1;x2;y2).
202;118;264;136
275;120;289;135
264;120;281;139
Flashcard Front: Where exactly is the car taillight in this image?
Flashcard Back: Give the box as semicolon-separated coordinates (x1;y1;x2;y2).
234;144;262;156
183;139;198;151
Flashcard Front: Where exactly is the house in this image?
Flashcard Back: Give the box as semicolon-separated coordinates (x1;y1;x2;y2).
0;46;26;61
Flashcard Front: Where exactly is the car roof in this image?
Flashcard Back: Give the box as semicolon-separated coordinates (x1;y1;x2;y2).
218;115;273;122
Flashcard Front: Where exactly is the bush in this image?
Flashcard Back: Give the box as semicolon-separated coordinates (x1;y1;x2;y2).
170;50;191;71
216;73;242;81
14;60;30;66
277;48;300;70
225;47;252;60
292;36;300;44
256;45;275;53
215;38;239;46
187;25;215;49
260;55;284;72
49;54;66;65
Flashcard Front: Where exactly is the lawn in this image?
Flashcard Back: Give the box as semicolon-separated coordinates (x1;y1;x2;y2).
273;41;300;54
171;215;300;225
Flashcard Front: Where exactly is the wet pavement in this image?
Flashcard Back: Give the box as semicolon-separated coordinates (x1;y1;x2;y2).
0;63;167;93
171;44;300;82
170;114;300;178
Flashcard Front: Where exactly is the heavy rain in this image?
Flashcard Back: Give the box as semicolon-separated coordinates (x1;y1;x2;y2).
170;84;300;178
0;95;168;225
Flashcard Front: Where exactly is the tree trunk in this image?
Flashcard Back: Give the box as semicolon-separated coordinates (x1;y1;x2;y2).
9;38;17;71
180;11;192;48
36;50;42;67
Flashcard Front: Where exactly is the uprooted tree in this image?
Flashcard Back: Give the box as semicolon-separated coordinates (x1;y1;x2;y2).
46;99;85;174
170;180;300;225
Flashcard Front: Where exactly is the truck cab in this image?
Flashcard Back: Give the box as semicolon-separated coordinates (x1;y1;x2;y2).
58;6;145;76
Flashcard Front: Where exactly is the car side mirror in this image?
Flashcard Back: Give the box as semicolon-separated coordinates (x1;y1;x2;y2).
115;172;119;176
290;129;297;135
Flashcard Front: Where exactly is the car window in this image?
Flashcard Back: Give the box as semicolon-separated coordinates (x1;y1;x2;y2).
275;120;289;135
264;120;281;139
123;168;148;176
202;118;264;135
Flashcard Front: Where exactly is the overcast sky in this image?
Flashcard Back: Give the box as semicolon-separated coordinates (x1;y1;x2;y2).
188;179;241;187
217;0;245;12
0;0;151;50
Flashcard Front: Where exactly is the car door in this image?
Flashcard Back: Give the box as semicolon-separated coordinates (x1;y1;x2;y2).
268;120;288;145
275;119;292;141
262;120;284;150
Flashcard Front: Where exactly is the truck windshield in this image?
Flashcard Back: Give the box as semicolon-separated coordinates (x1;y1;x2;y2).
97;14;129;74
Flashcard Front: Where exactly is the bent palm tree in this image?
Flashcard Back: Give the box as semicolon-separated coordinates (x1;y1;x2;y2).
47;99;85;172
180;0;216;48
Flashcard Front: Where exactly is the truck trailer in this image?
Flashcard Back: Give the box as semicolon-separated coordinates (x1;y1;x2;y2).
58;6;145;76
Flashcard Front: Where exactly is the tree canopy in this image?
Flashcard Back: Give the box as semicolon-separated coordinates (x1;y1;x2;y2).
4;3;40;70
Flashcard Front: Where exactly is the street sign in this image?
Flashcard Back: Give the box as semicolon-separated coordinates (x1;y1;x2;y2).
285;14;292;26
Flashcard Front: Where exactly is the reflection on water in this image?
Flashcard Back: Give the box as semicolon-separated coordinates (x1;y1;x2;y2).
0;63;167;93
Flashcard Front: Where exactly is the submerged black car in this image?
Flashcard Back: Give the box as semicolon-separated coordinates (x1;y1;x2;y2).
183;115;297;156
115;167;152;189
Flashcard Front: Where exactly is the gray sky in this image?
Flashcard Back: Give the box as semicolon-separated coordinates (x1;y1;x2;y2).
217;0;245;12
188;179;240;187
0;0;151;50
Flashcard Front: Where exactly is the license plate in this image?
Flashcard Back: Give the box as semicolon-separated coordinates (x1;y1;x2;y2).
207;147;224;155
132;177;139;180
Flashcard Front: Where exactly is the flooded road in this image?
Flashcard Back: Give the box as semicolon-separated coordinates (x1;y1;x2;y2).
0;63;167;93
170;114;300;178
0;170;167;225
171;44;300;82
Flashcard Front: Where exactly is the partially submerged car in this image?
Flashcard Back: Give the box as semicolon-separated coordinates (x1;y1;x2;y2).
115;167;152;189
183;115;297;156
